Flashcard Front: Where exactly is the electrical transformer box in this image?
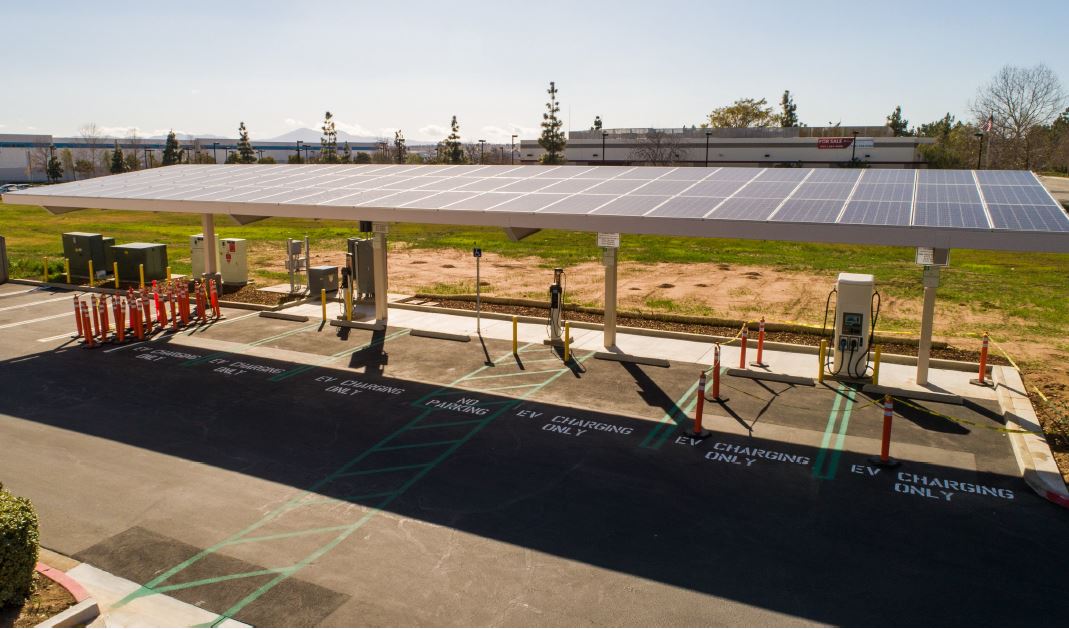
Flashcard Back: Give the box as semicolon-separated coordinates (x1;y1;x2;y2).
190;234;220;278
308;265;339;294
112;243;168;282
347;237;375;298
62;232;114;278
219;238;248;286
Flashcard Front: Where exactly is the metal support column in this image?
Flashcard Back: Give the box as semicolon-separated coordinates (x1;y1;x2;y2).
603;247;617;348
201;213;218;276
916;265;940;386
373;223;388;323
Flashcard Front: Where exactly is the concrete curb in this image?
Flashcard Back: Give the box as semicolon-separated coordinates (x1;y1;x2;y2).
993;365;1069;509
391;300;986;374
33;562;100;628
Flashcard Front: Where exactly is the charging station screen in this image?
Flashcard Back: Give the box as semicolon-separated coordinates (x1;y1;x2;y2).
842;312;863;336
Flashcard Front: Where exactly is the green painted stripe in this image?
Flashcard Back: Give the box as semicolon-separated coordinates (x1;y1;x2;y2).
639;378;701;449
408;419;484;430
475;382;542;392
334;463;430;478
150;567;289;595
462;368;564;381
282;490;398;510
812;383;845;478
822;387;856;480
648;395;700;450
222;524;354;547
183;322;322;366
268;329;411;382
377;439;461;452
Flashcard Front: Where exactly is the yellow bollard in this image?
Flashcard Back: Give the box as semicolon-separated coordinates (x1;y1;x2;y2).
563;322;571;363
166;266;171;281
113;261;120;289
88;260;95;287
818;339;827;384
64;258;71;284
321;288;327;322
138;263;145;289
42;256;49;283
512;316;518;355
872;345;882;385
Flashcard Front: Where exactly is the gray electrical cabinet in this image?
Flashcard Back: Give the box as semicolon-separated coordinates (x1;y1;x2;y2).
0;235;8;284
62;232;114;278
112;243;168;282
308;265;339;293
347;237;375;298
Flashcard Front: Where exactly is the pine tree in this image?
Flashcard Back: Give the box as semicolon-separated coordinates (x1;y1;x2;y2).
592;115;602;131
109;141;126;174
236;121;256;163
538;81;566;164
444;115;464;164
780;90;799;127
46;146;63;182
161;130;181;166
320;111;338;163
394;130;407;164
887;106;911;136
340;141;352;163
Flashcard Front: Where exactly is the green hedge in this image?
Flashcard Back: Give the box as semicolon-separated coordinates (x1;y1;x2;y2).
0;482;39;607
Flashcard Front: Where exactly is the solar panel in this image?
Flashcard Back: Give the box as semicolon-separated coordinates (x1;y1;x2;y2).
8;164;1069;253
840;200;912;226
773;198;845;223
914;202;989;228
646;196;725;218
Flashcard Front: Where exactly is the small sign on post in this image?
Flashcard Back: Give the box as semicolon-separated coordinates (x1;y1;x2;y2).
915;247;950;267
597;232;620;249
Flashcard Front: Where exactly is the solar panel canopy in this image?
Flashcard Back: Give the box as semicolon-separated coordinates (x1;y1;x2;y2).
5;163;1069;252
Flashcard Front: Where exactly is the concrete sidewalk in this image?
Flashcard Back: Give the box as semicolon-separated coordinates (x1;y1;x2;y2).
39;549;250;628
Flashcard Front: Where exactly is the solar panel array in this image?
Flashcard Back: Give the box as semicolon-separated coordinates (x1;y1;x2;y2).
8;163;1069;235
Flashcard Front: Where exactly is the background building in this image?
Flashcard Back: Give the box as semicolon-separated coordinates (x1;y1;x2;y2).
520;126;933;169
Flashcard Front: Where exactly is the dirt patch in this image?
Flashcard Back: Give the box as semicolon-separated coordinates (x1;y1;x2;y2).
0;571;77;628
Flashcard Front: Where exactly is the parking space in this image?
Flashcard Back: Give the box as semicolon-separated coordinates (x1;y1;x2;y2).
1;286;1066;626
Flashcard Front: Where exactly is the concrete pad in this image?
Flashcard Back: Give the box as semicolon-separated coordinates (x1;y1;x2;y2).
67;563;250;628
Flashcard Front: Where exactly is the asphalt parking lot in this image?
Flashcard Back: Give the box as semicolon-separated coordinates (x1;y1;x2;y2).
1;283;1067;626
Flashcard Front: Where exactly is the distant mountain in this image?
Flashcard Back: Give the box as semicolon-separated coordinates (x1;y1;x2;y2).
146;133;227;140
266;128;381;143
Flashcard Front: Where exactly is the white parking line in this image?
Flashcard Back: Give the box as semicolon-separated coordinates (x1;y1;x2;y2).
0;294;80;312
0;312;70;330
38;332;77;342
0;288;42;299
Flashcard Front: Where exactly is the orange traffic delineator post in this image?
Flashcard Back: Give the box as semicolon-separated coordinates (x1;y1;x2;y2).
738;326;748;369
90;295;102;340
72;296;83;339
133;299;145;341
705;344;728;403
869;394;900;468
970;332;993;387
81;302;95;349
99;295;110;340
750;317;769;368
687;371;712;438
114;299;125;343
140;296;151;333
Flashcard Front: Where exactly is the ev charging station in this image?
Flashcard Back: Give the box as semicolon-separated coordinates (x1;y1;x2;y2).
828;273;880;379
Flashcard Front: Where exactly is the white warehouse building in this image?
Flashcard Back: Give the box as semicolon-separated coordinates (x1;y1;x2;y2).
520;126;934;169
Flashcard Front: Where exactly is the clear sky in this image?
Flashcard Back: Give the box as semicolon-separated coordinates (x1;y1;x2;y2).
3;0;1068;142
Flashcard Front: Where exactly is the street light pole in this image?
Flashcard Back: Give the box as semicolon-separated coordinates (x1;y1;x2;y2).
511;134;517;164
704;130;711;167
478;139;486;164
851;131;859;162
974;132;984;169
143;147;149;169
602;130;608;163
296;140;303;163
212;141;218;164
